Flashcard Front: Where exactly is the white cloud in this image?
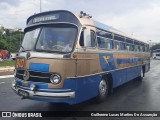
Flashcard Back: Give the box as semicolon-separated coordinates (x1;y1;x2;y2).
105;3;160;42
0;0;160;42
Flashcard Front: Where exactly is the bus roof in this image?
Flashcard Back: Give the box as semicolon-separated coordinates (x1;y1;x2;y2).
93;21;147;44
74;12;147;44
26;10;148;44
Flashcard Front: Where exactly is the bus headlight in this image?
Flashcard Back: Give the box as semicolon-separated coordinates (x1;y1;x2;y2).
30;84;36;91
12;80;16;87
50;74;61;84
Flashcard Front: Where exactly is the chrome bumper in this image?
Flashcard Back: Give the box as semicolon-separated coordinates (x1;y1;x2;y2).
12;86;75;99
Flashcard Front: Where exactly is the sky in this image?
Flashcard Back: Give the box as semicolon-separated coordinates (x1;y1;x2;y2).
0;0;160;43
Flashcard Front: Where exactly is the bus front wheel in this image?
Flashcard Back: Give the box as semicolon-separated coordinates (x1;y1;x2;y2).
96;79;109;102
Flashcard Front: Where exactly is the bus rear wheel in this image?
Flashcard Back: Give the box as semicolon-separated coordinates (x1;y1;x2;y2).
139;66;144;81
96;79;109;102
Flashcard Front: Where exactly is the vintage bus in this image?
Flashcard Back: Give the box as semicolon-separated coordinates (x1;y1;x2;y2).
152;49;160;59
12;10;150;104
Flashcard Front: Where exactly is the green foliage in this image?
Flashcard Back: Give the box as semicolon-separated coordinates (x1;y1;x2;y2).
150;43;160;51
0;37;8;49
0;60;15;67
0;29;24;52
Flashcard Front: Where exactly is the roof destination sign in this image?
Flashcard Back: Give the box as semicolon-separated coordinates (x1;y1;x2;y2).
27;11;81;26
33;14;59;23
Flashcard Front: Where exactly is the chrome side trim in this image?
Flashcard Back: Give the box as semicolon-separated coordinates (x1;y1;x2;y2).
28;57;95;60
18;52;97;60
17;85;72;92
29;69;50;74
75;58;96;60
30;52;64;59
18;52;66;59
12;86;75;99
30;75;49;79
67;63;148;79
74;48;149;54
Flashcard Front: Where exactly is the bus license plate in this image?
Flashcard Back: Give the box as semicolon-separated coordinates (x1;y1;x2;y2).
16;58;25;68
18;90;29;97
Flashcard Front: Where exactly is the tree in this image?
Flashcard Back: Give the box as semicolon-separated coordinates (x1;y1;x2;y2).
0;27;8;50
0;27;24;52
150;43;160;51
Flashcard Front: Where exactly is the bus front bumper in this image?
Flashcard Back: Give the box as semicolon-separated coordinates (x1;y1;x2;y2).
12;82;75;100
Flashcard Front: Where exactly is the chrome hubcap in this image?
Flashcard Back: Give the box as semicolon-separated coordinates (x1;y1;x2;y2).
141;68;143;77
99;80;107;96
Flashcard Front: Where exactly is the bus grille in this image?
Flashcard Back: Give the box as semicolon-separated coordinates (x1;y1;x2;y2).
16;69;51;83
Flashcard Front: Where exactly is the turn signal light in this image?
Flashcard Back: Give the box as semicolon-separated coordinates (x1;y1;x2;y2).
73;54;78;58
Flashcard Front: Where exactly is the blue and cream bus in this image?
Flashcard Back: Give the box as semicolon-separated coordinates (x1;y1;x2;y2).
12;10;150;104
152;49;160;59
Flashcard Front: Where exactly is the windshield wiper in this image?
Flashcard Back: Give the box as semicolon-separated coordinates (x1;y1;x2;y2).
20;44;25;51
19;44;31;52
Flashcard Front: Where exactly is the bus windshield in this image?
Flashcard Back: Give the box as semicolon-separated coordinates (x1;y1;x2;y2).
21;25;77;53
36;26;77;52
21;28;41;51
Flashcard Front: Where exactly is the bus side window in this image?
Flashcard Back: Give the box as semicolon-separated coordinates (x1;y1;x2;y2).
126;43;130;51
142;46;145;52
79;31;84;46
110;40;113;49
138;46;141;52
107;39;110;49
140;46;143;52
98;37;110;49
131;45;135;51
145;45;149;52
120;42;125;50
127;44;134;51
145;45;147;52
91;31;96;47
114;41;120;50
147;45;149;52
135;45;138;51
98;37;104;48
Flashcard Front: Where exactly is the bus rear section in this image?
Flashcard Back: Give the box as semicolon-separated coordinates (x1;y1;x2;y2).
152;49;160;59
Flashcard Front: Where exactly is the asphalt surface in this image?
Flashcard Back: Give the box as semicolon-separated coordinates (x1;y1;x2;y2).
0;60;160;120
0;71;13;76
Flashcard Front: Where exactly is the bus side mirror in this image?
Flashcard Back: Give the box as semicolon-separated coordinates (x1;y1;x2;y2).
83;29;91;47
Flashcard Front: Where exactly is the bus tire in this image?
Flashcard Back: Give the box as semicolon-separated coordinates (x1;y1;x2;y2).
139;66;144;81
96;79;109;102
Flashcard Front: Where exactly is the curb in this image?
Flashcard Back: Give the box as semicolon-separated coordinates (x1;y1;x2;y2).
0;75;14;79
0;66;15;72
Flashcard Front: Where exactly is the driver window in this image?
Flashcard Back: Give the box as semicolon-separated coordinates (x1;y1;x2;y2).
90;31;96;47
79;31;84;46
79;30;96;47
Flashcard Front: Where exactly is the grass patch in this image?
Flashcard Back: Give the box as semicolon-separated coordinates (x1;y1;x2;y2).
0;60;15;67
